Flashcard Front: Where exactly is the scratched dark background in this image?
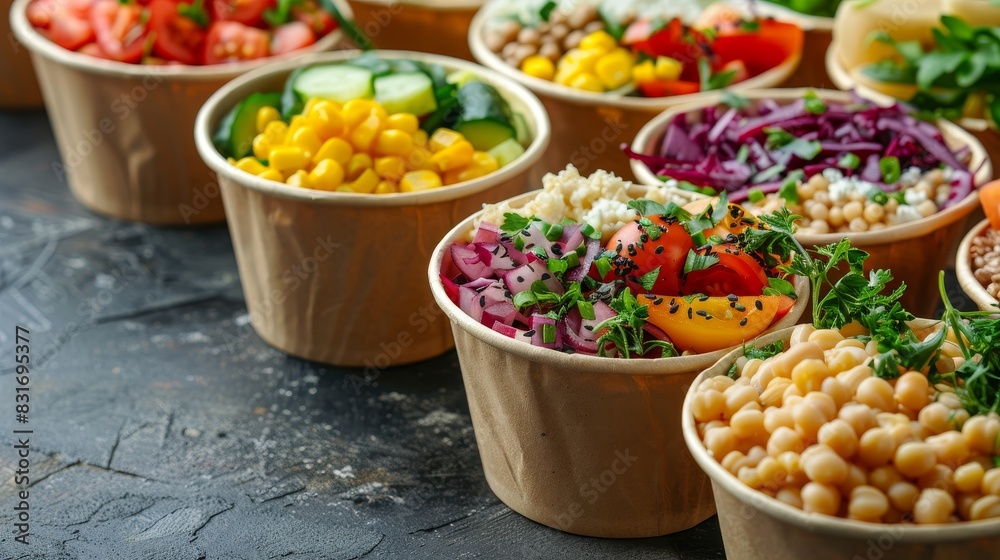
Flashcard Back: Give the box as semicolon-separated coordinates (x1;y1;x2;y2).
0;110;740;559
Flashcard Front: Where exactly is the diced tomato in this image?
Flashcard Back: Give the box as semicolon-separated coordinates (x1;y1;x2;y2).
46;10;95;51
642;293;782;353
292;0;336;35
774;294;796;322
27;0;92;28
203;20;269;64
605;217;695;295
712;20;804;76
979;180;1000;230
89;0;148;63
638;79;700;98
682;244;770;297
720;59;749;84
78;42;111;59
148;0;206;65
208;0;268;26
270;21;315;55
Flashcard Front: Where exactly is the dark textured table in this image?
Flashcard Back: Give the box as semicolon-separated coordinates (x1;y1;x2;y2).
0;110;731;559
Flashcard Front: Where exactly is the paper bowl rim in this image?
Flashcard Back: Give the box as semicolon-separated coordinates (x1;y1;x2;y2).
467;0;803;111
629;88;994;245
681;321;1000;543
748;0;835;30
9;0;344;80
194;49;551;208
347;0;484;9
427;184;811;376
956;218;1000;311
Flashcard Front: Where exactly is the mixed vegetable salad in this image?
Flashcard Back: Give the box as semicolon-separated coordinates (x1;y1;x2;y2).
482;0;803;96
862;15;1000;125
214;54;530;193
440;168;800;358
628;91;977;234
692;207;1000;523
25;0;339;64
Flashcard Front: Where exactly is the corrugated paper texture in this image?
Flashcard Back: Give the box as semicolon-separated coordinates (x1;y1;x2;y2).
683;322;1000;560
1;0;42;108
429;187;810;538
956;218;999;311
196;50;550;366
632;89;993;319
468;0;802;179
10;0;341;224
346;0;481;60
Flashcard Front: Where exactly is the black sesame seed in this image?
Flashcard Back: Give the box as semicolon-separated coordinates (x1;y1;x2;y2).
669;304;679;314
739;317;748;327
655;246;665;254
516;276;524;283
616;243;623;252
584;325;594;331
551;245;563;256
654;298;664;305
699;294;710;302
696;310;709;317
727;294;738;302
687;308;693;319
541;273;551;281
735;304;746;312
479;296;486;308
640;234;649;243
628;245;637;257
755;300;763;310
525;329;536;337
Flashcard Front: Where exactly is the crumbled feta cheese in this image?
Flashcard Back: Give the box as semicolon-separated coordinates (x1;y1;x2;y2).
476;165;694;240
895;204;922;224
822;168;845;183
903;189;927;206
899;167;922;188
828;175;880;203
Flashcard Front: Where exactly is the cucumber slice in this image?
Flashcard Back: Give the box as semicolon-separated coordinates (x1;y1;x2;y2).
446;70;478;87
374;72;438;116
280;67;306;120
453;81;517;151
511;112;531;146
486;138;526;168
213;92;281;159
293;64;375;104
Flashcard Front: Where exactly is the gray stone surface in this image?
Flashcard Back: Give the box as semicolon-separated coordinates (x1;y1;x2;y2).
0;110;728;559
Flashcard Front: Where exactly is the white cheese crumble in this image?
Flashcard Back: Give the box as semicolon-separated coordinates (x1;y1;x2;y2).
895;204;923;224
903;189;927;206
899;167;922;188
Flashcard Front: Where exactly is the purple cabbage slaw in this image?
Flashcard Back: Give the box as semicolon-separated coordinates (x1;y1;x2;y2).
626;93;976;209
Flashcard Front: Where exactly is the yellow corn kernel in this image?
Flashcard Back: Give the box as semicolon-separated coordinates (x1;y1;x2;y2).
269;146;309;173
342;99;387;129
654;56;683;82
385;113;419;134
374;180;398;194
579;30;617;53
406;146;437;172
302;97;323;115
521;55;556;81
350;114;382;153
305;100;345;140
444;151;499;184
255;106;281;134
349;168;380;194
431;140;475;171
258;169;284;182
346;153;373;181
429;128;464;152
286;170;309;187
632;59;656;84
375;129;414;157
253;120;288;160
313;137;353;166
307;159;346;191
234;157;268;176
555;48;602;84
595;48;634;90
286;115;308;141
412;129;429;147
400;170;443;192
568;72;604;92
374;156;407;181
289;126;322;159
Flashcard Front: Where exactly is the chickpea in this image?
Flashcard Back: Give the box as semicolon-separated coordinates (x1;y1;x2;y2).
776;487;804;509
789;324;817;347
837;365;875;396
913;488;955;524
761;378;793;408
918;464;954;494
808;173;830;190
700;375;735;392
887;480;920;511
818;419;859;458
855;377;897;412
827;206;845;228
982;468;1000;496
869;465;903;491
839;403;877;436
808;220;830;235
722;450;747;474
848;217;870;232
538;42;561;61
895;441;938;478
962;416;1000;454
894;371;930;411
808;329;844;351
731;408;767;440
841;200;863;222
794;400;830;441
849;485;890;521
798;181;816;200
763;406;794;434
724;385;760;419
691;389;726;422
919;402;956;435
549;22;569;40
809;203;829;222
704;426;739;458
801;482;842;516
917;199;937;218
775;341;824;378
859;427;896;467
925;431;969;468
970;495;1000;520
768;426;806;456
791;359;831;394
843;463;868;494
958;492;980;520
783;383;804;402
738;466;763;488
821;377;851;409
862;202;885;224
954;462;986;494
563;29;586;50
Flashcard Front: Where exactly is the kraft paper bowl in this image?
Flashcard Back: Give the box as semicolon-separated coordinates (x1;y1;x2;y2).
1;0;42;109
427;183;810;538
956;218;1000;312
195;50;550;367
682;322;1000;560
631;88;993;318
9;0;342;225
345;0;482;60
468;0;803;179
747;0;834;89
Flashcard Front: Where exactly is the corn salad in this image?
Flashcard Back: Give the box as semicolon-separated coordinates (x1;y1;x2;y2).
693;323;1000;524
231;99;500;194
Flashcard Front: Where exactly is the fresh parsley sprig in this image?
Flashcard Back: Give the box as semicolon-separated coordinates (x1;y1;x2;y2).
728;340;785;377
595;288;677;359
938;271;1000;415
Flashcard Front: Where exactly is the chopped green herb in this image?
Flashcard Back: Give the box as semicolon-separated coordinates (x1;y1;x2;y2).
728;340;785;377
880;156;902;184
839;153;861;170
683;249;719;275
804;90;827;115
638;266;662;292
595;257;612;280
747;188;765;203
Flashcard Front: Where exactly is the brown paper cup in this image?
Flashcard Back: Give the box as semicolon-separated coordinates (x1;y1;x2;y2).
682;321;1000;560
345;0;482;60
427;185;810;538
956;218;1000;311
9;0;342;225
468;0;802;179
1;0;42;109
195;50;550;367
745;1;834;89
631;88;993;318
